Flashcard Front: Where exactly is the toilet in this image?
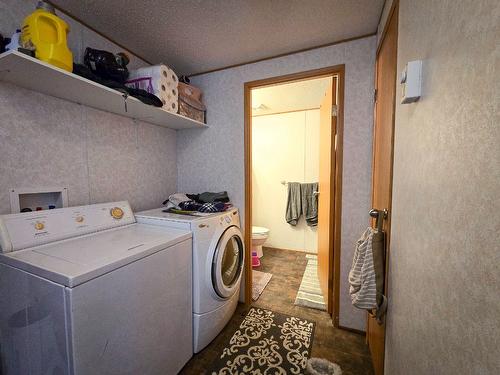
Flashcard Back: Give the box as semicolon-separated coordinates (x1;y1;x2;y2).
252;226;270;258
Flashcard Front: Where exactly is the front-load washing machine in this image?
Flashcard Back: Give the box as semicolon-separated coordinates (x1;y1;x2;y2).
136;207;244;353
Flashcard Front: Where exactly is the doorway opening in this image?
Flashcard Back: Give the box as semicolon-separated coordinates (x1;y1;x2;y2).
244;65;345;325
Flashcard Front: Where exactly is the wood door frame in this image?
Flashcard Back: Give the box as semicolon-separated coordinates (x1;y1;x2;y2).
367;0;399;373
243;65;345;326
376;0;399;57
372;1;398;265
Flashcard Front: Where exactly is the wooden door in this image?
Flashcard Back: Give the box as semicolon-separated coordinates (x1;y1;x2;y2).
367;2;399;375
317;76;336;313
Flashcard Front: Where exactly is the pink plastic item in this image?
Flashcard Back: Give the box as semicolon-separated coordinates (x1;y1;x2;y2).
251;251;261;267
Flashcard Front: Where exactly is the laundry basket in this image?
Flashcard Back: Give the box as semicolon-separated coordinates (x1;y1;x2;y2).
306;358;342;375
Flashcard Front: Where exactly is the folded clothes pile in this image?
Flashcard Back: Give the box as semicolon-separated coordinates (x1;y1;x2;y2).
186;191;230;203
179;201;227;213
162;191;231;214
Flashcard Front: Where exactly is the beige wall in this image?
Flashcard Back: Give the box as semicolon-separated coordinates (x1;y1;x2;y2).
252;110;319;253
385;0;500;373
0;0;177;214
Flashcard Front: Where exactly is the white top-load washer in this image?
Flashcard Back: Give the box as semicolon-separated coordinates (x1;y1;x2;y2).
135;207;244;353
0;202;193;375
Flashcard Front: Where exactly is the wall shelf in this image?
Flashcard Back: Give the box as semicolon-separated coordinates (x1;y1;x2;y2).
0;50;207;130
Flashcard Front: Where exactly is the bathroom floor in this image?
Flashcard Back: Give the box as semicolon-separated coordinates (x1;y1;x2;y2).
180;248;374;375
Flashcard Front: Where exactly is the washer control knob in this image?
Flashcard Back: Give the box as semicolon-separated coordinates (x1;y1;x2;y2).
75;216;84;223
110;207;124;219
34;222;45;231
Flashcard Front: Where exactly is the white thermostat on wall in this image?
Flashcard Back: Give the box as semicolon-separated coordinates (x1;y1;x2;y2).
400;60;422;104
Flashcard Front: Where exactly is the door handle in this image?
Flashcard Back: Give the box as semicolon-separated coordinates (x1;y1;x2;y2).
369;208;388;231
313;191;319;196
369;208;388;219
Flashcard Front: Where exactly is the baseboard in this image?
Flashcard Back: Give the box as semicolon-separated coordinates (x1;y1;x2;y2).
338;325;366;336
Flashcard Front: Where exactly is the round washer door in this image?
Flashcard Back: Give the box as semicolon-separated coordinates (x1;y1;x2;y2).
212;226;244;299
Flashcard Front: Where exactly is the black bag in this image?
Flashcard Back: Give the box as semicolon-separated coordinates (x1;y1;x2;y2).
0;34;7;53
84;47;129;83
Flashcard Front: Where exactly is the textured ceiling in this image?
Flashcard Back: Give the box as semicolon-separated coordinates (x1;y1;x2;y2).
50;0;384;75
252;77;331;116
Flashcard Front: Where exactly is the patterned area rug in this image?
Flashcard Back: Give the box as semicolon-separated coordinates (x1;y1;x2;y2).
252;271;273;301
294;255;327;311
209;307;315;375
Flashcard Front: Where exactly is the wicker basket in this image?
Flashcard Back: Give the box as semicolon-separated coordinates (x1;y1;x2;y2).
179;96;206;123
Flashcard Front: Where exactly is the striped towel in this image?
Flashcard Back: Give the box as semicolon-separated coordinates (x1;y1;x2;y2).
349;227;377;309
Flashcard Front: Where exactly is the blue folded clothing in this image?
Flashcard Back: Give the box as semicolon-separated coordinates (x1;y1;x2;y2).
179;201;202;211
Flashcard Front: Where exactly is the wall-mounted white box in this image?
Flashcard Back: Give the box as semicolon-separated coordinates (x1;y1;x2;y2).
10;187;68;213
401;60;422;104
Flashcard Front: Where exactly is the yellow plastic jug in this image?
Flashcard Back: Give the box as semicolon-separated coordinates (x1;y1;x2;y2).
21;2;73;72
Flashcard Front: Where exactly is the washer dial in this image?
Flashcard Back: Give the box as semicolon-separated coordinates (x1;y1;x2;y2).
34;222;45;231
110;207;124;219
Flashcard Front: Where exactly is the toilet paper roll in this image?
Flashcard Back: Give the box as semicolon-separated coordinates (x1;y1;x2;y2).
166;67;179;87
160;97;177;111
126;64;178;111
157;85;179;113
163;99;178;113
129;66;178;88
